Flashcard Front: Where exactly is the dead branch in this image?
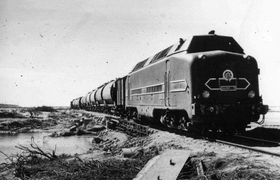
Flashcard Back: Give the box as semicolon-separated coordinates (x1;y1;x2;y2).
15;136;57;161
0;150;14;163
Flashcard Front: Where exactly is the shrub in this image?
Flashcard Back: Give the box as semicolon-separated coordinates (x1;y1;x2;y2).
34;106;55;112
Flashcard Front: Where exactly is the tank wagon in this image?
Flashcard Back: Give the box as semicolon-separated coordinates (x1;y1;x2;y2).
71;32;268;133
73;78;126;114
79;92;91;110
70;97;82;109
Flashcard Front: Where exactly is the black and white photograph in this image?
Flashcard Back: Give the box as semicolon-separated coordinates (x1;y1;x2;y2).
1;0;280;179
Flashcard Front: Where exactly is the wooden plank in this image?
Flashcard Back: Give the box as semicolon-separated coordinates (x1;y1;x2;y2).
133;149;190;180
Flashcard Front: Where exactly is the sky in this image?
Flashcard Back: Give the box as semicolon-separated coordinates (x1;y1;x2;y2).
0;0;279;107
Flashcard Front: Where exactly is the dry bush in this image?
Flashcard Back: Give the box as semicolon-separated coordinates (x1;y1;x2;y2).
198;153;280;180
1;138;159;180
33;106;56;112
0;137;58;179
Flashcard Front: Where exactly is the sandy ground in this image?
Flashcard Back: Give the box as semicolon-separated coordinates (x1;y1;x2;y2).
1;109;280;179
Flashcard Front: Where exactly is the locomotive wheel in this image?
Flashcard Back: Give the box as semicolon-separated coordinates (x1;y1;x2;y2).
132;111;138;121
160;115;172;128
178;117;188;130
160;115;168;127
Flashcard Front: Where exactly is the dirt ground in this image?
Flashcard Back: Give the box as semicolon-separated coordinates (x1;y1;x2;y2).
1;109;280;179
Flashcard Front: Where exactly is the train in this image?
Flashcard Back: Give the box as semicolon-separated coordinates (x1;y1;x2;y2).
71;31;269;133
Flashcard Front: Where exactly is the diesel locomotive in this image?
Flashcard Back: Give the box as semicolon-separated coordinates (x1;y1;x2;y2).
71;32;268;133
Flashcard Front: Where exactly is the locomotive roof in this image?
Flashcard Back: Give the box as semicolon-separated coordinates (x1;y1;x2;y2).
187;34;244;54
131;34;244;73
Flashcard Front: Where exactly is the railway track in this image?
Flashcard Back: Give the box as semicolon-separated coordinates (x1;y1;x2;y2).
234;134;280;146
106;115;280;158
106;116;154;136
214;138;280;157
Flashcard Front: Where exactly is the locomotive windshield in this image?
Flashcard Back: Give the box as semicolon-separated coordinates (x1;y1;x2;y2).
187;35;244;54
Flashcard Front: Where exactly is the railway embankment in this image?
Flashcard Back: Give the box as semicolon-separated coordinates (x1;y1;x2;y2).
1;109;280;179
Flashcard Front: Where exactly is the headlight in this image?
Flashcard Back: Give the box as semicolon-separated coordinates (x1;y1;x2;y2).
202;90;210;98
248;90;255;98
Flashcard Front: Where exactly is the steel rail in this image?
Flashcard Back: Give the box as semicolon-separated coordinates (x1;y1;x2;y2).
215;139;280;157
234;134;280;146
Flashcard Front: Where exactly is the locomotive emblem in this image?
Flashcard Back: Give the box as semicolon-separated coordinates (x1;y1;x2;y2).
205;69;250;91
223;69;233;81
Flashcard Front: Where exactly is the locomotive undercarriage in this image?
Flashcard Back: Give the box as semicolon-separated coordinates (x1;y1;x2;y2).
158;110;190;130
130;102;268;134
126;106;251;134
125;107;190;130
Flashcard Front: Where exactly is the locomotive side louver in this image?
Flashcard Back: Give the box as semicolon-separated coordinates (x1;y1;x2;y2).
149;45;172;64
